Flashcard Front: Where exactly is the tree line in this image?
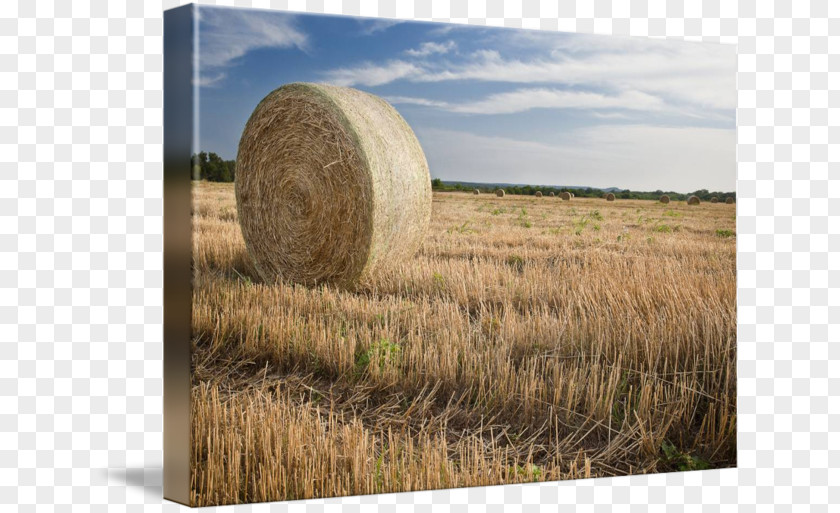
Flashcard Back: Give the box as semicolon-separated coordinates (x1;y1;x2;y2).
189;157;734;202
192;152;236;182
431;178;735;202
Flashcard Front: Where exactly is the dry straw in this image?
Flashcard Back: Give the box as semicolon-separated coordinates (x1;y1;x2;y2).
235;82;432;288
560;192;571;200
659;195;670;204
726;197;735;204
496;189;505;197
605;193;615;201
535;191;542;197
687;195;701;205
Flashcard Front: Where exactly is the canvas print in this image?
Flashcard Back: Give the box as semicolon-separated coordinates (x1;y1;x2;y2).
165;4;736;507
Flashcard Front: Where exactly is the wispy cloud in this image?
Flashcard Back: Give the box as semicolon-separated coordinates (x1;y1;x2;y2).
195;71;227;88
418;126;735;192
390;88;664;115
196;7;308;86
325;60;421;87
385;96;451;108
405;40;456;57
421;48;735;110
323;39;735;111
357;18;404;35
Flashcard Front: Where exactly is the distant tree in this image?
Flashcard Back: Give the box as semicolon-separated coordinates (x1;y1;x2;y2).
191;152;236;182
692;189;710;201
431;178;442;188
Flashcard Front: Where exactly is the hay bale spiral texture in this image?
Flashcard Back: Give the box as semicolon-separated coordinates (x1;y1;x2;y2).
687;195;700;205
560;192;571;200
235;82;432;287
605;193;615;201
659;195;670;204
496;189;505;197
726;197;735;204
535;191;542;197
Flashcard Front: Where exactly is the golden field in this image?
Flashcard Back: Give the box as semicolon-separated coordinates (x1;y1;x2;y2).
190;181;736;506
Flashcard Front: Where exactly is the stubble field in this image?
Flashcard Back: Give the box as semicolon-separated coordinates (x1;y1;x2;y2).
190;181;736;506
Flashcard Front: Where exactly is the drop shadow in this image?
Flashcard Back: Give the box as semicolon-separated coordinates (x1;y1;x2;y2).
99;466;163;501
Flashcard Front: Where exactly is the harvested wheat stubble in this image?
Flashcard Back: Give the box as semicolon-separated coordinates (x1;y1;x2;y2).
660;195;670;204
473;189;480;195
726;197;735;204
235;82;432;287
535;191;542;197
687;195;701;205
560;192;571;200
710;196;719;203
496;189;505;197
605;193;615;201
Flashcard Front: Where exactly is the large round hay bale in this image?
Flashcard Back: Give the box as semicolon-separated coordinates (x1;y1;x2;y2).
235;82;431;287
496;189;505;197
570;192;575;198
473;189;480;195
535;191;542;198
710;196;719;203
726;197;735;204
687;195;700;205
659;195;670;204
605;193;615;201
559;191;571;200
549;191;555;197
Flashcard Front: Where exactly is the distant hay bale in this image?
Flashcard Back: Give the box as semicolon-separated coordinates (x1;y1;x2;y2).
560;192;572;200
535;191;542;197
473;189;480;195
659;195;670;204
605;193;615;201
235;82;431;288
710;196;719;203
496;189;505;197
570;192;575;197
726;197;735;204
687;195;701;205
549;192;555;197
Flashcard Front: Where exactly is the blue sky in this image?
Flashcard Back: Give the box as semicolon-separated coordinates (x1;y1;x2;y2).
195;6;736;193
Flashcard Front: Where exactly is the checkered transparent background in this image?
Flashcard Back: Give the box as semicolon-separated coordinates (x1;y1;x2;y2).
1;0;837;511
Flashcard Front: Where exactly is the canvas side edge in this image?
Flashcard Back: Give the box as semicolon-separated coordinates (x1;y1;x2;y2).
162;4;194;507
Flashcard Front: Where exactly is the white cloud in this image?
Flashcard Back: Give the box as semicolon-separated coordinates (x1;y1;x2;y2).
196;7;307;86
322;38;735;111
385;96;451;108
417;125;735;193
357;18;404;35
325;60;422;87
195;71;227;88
420;47;736;110
393;88;665;115
591;112;630;119
405;40;456;57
